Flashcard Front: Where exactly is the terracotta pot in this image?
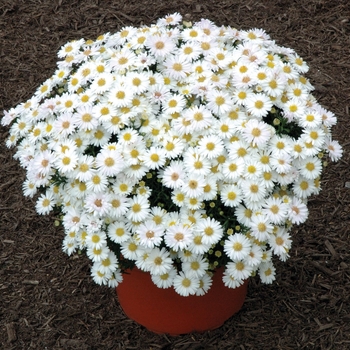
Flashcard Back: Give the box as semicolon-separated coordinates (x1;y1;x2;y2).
116;267;248;335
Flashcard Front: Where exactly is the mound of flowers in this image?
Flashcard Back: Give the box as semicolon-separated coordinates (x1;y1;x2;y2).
2;13;342;296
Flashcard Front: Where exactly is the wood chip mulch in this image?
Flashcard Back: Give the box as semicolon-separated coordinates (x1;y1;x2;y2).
0;1;349;349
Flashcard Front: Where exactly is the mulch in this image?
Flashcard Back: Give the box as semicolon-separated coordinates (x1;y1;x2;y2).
0;0;349;349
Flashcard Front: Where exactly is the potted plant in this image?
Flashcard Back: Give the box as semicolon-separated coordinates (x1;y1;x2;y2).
1;13;342;334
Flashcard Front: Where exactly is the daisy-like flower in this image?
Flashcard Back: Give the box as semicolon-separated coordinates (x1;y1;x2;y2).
206;89;233;116
87;244;110;263
91;263;112;285
163;55;192;80
90;72;114;94
245;93;273;118
240;179;266;204
224;233;251;261
182;174;206;199
220;183;242;207
160;161;186;189
195;273;213;296
145;247;173;275
97;251;119;274
141;146;166;169
108;192;130;219
107;220;131;243
84;192;112;217
241;119;272;147
269;227;292;258
261;74;286;97
184;151;211;177
125;72;150;94
283;98;306;120
126;195;150;222
249;213;274;242
136;220;164;248
196;217;223;245
73;154;96;182
108;83;134;108
146;33;175;58
73;105;99;131
297;156;322;180
120;239;143;261
293;177;316;199
198;134;224;159
288;197;309;224
86;172;109;193
163;94;187;114
32;150;55;176
151;267;177;289
173;271;200;296
222;270;244;289
262;196;288;225
95;147;124;177
222;157;245;181
226;260;253;280
245;244;263;267
164;224;193;251
182;255;208;278
35;191;56;215
325;138;343;162
258;261;276;284
55;148;78;174
110;48;137;71
182;104;213;132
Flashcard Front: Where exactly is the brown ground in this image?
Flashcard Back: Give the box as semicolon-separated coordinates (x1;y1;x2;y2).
0;1;350;349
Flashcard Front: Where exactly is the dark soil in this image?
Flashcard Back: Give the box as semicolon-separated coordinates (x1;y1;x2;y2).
0;1;349;349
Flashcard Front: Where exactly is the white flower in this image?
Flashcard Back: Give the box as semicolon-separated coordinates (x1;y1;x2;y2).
262;197;288;225
288;197;309;224
173;271;200;296
258;262;276;284
136;220;164;248
146;247;173;275
241;119;272;147
126;195;150;222
245;93;273;118
226;260;253;280
249;213;274;242
206;90;233;115
196;217;223;245
146;34;175;58
325;139;343;162
293;177;316;199
163;55;192;80
182;255;208;278
222;270;244;289
224;233;251;261
35;191;56;215
268;227;292;258
85;192;111;217
198;134;224;159
107;220;131;243
141;146;166;170
297;156;322;180
95;147;124;177
182;174;206;199
151;267;177;289
220;183;243;207
164;224;193;251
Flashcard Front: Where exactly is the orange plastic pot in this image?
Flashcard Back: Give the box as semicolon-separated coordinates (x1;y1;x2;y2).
116;267;248;335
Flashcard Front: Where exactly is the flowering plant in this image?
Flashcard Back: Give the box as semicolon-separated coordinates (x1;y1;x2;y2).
2;13;342;297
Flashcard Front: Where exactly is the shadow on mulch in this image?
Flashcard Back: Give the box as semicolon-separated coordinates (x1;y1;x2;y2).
0;1;349;349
